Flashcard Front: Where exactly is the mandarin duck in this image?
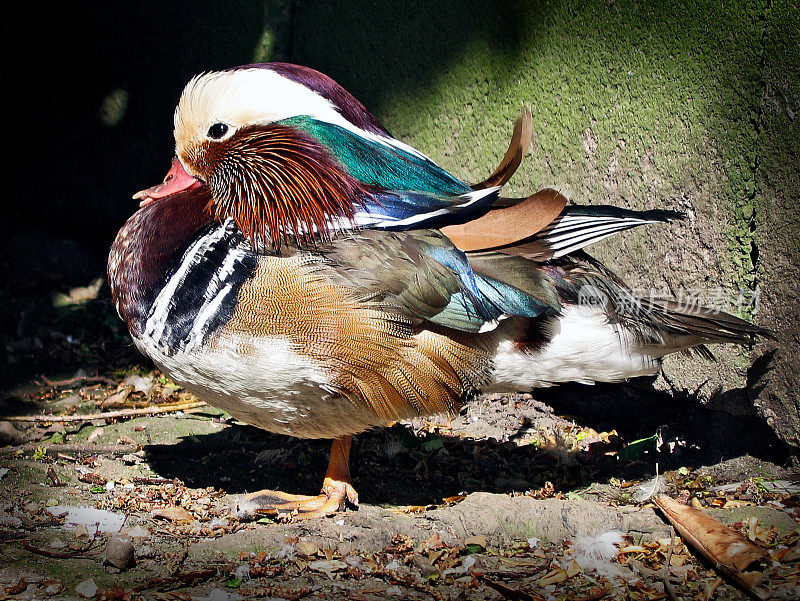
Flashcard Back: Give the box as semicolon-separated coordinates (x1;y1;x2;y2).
108;63;766;520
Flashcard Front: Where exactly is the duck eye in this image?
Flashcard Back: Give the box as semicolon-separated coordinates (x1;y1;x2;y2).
207;122;229;139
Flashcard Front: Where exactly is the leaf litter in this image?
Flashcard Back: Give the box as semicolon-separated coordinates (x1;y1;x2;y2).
1;282;799;599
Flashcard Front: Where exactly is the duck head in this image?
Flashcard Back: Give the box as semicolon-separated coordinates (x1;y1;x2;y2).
134;64;383;249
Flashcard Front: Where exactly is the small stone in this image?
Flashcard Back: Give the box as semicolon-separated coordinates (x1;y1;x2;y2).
0;421;28;445
43;580;63;596
104;534;135;570
75;578;98;598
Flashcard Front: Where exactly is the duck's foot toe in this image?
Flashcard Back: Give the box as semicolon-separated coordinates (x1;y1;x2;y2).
230;477;358;522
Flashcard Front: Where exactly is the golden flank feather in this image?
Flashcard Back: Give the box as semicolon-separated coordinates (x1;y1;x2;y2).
222;255;491;422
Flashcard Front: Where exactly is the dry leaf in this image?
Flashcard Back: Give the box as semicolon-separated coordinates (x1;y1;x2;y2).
102;386;133;407
565;559;581;578
308;559;348;575
654;495;769;599
390;504;431;514
442;495;466;505
296;540;320;558
465;535;487;550
738;571;766;588
654;495;766;572
151;507;193;524
427;549;446;565
42;580;63;595
4;578;27;595
724;500;755;508
538;568;569;586
421;531;446;551
384;533;414;554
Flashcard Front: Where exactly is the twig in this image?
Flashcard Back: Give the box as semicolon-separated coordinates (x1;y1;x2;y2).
1;443;140;456
663;528;678;601
39;374;116;388
4;400;207;422
371;565;451;601
168;540;190;577
21;524;101;558
477;574;546;601
133;476;182;486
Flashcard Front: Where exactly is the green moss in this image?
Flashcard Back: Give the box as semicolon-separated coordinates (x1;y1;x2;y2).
756;1;800;273
258;0;796;316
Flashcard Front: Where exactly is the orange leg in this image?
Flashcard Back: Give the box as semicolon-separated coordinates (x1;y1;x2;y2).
231;436;358;522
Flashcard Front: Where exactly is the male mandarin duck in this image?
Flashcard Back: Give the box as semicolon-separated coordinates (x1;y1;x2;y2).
108;63;766;520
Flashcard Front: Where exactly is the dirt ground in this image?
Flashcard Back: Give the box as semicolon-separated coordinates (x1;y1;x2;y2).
1;282;799;600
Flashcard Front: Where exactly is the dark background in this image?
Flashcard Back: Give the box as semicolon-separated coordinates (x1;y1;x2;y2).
3;3;265;279
1;2;798;451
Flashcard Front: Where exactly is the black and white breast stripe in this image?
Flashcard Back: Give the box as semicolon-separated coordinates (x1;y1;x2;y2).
142;219;257;355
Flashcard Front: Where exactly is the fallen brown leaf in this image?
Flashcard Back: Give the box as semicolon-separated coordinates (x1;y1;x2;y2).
384;533;414;554
240;585;311;600
654;495;766;572
151;506;194;524
295;540;320;558
421;531;446;551
537;567;569;586
465;535;487;550
4;578;28;595
308;559;348;575
654;495;769;599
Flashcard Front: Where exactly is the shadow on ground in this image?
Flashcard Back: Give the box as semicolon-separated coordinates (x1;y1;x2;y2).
144;379;794;507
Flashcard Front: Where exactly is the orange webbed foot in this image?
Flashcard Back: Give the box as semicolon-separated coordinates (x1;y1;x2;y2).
230;436;357;522
232;478;358;522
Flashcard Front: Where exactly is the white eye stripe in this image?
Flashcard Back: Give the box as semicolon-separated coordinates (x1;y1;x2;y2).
176;68;415;155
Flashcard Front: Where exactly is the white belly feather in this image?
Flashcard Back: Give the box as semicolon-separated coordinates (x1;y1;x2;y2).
134;332;388;439
489;305;660;389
